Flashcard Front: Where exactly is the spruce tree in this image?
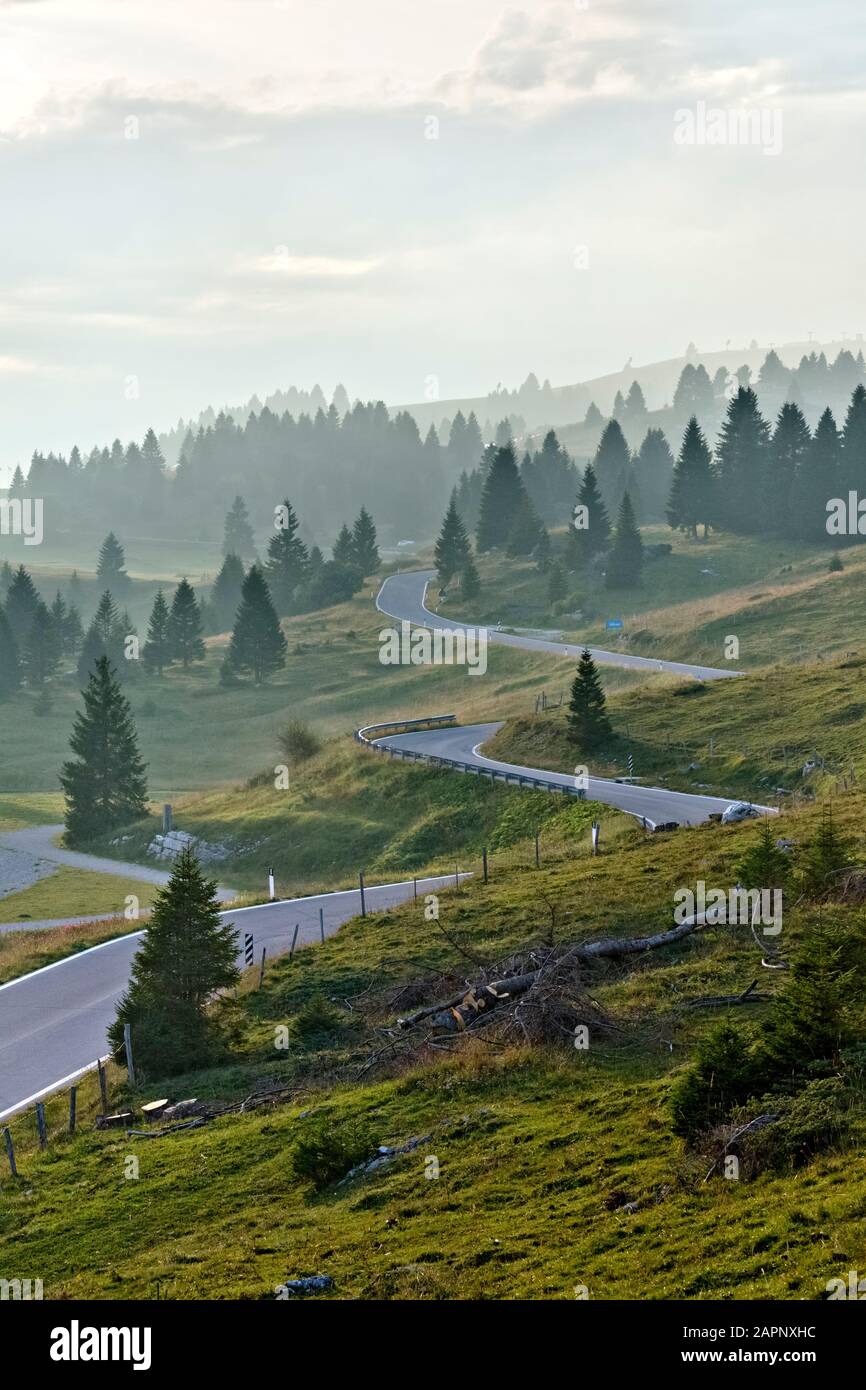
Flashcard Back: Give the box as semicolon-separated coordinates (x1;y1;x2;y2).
167;580;205;669
224;565;287;684
476;444;528;552
591;420;631;514
142;590;172;675
5;565;39;646
24;600;61;688
63;602;84;655
735;818;791;892
666;416;715;538
60;655;149;844
790;407;840;541
567;649;612;746
434;493;472;587
459;553;482;601
714;387;770;531
332;522;355;567
0;607;20;698
798;807;853;900
506;491;545;557
96;533;130;592
760;916;865;1072
605;490;644;588
222;496;256;559
108;847;240;1077
635;428;675;521
210;553;245;632
764;401;811;533
264;499;309;613
840;384;866;494
351;506;379;575
78;590;125;682
568;463;610;568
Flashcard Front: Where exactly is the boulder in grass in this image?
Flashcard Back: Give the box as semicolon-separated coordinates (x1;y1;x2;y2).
276;1275;334;1298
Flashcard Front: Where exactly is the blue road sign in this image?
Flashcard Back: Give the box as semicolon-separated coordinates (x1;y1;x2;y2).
606;619;623;630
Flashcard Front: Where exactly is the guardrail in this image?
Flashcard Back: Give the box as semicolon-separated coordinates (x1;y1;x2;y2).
355;714;586;800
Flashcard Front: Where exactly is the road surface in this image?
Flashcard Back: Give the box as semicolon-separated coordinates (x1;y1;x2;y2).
0;872;469;1121
376;570;742;682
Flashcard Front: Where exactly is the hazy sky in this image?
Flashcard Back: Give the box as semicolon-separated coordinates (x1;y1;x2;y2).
1;0;864;478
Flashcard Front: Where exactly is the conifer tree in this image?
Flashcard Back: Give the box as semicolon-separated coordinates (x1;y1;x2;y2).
142;590;172;676
459;553;482;601
209;553;245;632
666;417;715;538
60;655;149;844
222;496;257;559
714;387;770;531
790;407;841;541
108;847;239;1077
567;648;612;746
764;401;812;534
224;565;287;684
568;463;610;568
264;499;309;613
634;428;675;521
591;420;631;514
735;818;791;893
760;916;865;1072
840;383;866;494
78;590;125;682
476;444;528;552
167;580;205;669
63;602;84;655
96;533;130;593
0;607;20;698
351;506;379;575
24;600;61;687
606;490;644;587
4;565;39;646
434;493;472;587
332;522;355;567
798;807;853;900
506;491;545;557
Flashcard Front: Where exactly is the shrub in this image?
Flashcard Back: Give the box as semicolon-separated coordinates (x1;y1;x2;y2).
291;992;345;1044
829;554;844;573
290;1116;374;1191
278;720;321;765
670;1022;759;1141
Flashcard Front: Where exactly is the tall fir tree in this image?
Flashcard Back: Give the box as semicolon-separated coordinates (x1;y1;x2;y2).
666;416;715;538
591;419;631;514
634;428;675;521
606;490;644;588
264;499;309;613
798;806;853;899
459;552;482;601
714;387;770;531
96;533;130;593
332;522;355;567
351;506;379;575
476;444;528;552
142;590;172;675
209;553;245;632
790;407;840;541
568;463;610;569
60;655;149;844
222;496;257;559
5;564;39;646
24;600;61;687
506;491;546;557
167;580;205;668
568;649;612;746
840;384;866;494
434;493;472;587
0;607;20;698
765;401;812;534
108;847;239;1077
224;565;287;684
78;590;125;682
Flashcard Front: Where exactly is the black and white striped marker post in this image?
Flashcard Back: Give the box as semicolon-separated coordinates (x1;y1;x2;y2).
244;933;254;968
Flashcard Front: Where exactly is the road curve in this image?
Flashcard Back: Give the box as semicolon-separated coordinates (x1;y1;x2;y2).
371;721;773;829
376;570;742;681
0;871;469;1121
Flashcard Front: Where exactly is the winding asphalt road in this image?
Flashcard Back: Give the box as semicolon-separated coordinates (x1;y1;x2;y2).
376;569;742;681
0;872;469;1121
374;571;771;829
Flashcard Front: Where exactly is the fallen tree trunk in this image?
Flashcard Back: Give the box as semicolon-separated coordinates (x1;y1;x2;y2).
398;917;706;1033
684;979;773;1010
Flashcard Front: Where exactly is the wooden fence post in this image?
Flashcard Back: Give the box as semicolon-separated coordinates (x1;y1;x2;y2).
359;870;367;917
483;848;489;884
97;1058;108;1114
289;923;299;959
124;1023;136;1087
68;1086;77;1136
36;1103;47;1150
535;832;540;868
319;907;325;943
258;947;267;989
2;1127;16;1177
